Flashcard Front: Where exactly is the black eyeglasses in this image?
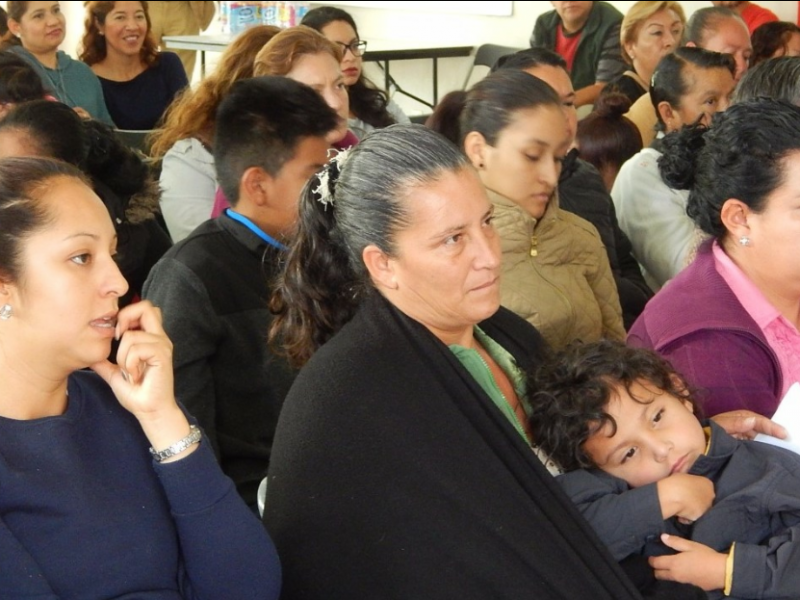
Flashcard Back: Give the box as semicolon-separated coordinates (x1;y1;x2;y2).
336;40;368;57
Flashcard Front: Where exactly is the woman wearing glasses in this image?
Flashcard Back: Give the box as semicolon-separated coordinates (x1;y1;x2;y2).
301;6;410;140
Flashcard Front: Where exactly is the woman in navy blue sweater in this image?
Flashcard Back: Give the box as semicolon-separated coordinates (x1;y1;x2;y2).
0;157;280;599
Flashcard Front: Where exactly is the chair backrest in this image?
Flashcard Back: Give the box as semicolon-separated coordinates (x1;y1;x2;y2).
114;129;155;157
463;44;522;89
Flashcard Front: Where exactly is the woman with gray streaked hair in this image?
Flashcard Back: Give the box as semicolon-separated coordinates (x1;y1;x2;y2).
262;123;710;599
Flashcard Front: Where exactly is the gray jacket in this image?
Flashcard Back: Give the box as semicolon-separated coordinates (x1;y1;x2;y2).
560;421;800;599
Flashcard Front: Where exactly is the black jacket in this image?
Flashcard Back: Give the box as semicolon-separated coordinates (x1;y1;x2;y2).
143;214;294;506
265;292;653;599
559;151;653;329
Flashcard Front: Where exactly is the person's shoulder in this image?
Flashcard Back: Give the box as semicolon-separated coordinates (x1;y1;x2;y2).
158;218;225;262
481;306;549;365
534;8;559;28
157;52;187;74
741;438;800;475
4;45;29;59
555;206;604;241
594;1;624;21
159;51;183;66
57;51;88;71
563;157;609;194
616;147;659;178
164;137;214;162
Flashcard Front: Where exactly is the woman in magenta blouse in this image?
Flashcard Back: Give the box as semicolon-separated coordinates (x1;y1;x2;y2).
629;98;800;418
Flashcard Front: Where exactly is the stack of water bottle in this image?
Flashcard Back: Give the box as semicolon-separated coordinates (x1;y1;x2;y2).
218;1;311;34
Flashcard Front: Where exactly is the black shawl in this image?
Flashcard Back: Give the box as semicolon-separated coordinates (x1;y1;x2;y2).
264;293;664;599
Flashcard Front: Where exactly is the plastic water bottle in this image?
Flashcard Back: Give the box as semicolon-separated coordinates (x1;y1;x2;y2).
261;1;277;26
231;2;259;33
276;1;293;28
218;0;231;33
295;1;309;23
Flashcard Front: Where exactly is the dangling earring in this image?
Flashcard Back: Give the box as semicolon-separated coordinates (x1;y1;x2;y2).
0;304;12;320
739;236;751;247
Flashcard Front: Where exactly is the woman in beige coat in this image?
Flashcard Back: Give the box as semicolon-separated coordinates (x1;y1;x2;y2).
428;69;624;350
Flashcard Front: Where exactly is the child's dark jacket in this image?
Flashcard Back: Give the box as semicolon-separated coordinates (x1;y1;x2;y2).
560;420;800;599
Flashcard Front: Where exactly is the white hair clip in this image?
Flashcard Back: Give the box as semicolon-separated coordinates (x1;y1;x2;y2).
312;147;352;207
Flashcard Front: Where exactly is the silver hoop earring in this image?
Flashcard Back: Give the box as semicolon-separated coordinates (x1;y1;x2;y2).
0;304;12;320
739;236;751;247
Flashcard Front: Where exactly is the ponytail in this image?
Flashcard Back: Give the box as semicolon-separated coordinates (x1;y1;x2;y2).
269;154;362;369
657;123;707;192
426;90;467;145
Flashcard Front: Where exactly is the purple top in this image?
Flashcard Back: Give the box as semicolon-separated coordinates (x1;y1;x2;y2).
628;240;783;418
712;241;800;398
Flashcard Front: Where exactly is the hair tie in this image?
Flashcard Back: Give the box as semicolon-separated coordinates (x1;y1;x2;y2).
313;148;351;207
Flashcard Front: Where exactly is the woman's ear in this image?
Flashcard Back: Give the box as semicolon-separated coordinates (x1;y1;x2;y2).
657;101;677;130
362;244;397;291
623;41;636;63
463;131;488;170
7;18;21;39
719;198;751;239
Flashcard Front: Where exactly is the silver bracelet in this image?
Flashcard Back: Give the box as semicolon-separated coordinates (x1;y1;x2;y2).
149;425;202;463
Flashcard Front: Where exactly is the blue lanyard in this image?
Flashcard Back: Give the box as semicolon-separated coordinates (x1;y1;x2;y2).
224;209;287;251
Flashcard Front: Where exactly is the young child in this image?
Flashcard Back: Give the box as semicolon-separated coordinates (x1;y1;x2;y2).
529;339;800;599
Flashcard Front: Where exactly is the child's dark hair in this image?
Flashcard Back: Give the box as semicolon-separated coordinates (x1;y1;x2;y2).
529;340;697;472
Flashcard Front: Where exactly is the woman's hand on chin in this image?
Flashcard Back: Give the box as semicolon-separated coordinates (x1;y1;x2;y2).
90;300;177;421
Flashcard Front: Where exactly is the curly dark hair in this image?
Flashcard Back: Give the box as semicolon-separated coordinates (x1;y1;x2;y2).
658;98;800;239
528;340;697;472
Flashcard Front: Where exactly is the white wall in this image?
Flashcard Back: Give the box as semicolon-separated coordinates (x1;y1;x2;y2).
5;1;797;116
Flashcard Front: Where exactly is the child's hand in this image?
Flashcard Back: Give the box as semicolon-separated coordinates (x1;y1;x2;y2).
650;534;727;591
657;473;715;523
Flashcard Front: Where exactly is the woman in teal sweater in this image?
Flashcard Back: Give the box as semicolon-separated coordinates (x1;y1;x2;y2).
5;1;113;124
